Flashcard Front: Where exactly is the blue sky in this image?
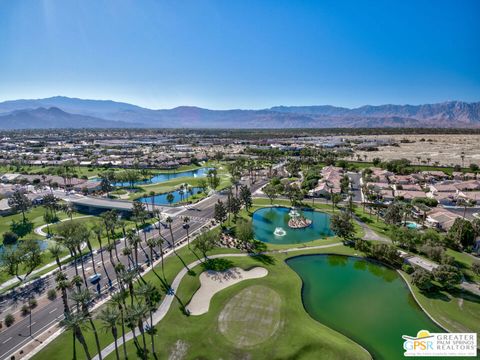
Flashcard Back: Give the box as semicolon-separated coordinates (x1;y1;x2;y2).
0;0;479;109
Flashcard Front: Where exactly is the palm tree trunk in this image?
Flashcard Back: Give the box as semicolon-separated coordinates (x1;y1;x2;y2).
72;330;77;360
75;327;92;360
119;309;128;360
61;289;70;316
138;322;147;359
112;328;120;360
98;237;110;282
88;317;103;360
77;246;89;288
149;311;156;358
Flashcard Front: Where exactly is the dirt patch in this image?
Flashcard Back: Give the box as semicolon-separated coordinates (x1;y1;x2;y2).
168;340;189;360
218;285;282;348
350;134;480;166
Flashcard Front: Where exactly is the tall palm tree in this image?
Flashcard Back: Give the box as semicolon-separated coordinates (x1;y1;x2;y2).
166;216;175;249
126;302;149;359
92;225;111;284
49;244;63;271
70;289;103;359
61;312;91;360
55;271;71;316
146;238;157;268
97;306;121;360
136;283;161;359
127;229;141;267
120;269;138;305
111;290;129;360
183;216;191;248
149;191;156;214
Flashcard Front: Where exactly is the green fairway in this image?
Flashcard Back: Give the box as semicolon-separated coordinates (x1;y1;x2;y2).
218;285;282;347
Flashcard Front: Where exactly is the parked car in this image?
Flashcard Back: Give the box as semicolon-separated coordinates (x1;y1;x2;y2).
89;273;102;284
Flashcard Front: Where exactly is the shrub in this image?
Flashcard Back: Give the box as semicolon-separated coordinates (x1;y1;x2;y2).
433;265;462;290
472;262;480;276
5;314;15;327
21;304;31;316
28;298;38;308
2;231;18;245
47;289;57;300
411;268;434;292
202;258;234;272
402;264;414;274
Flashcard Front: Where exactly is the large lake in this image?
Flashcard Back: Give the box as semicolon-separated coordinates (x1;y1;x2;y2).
287;254;445;360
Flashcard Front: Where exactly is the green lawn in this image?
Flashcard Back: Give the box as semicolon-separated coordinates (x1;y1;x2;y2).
404;273;480;334
0;205;81;243
446;249;480;283
352;205;391;236
100;245;369;360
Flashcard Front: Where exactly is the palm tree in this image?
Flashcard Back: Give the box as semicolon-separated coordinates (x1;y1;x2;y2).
166;216;175;249
183;216;191;248
149;191;156;214
127;229;141;267
120;270;138;305
146;238;157;268
111;290;129;360
92;225;111;284
70;289;103;359
136;283;161;359
55;271;71;316
97;306;121;360
61;312;91;360
126;302;149;359
49;244;64;271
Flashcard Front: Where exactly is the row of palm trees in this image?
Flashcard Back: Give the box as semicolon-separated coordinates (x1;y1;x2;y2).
48;196;200;359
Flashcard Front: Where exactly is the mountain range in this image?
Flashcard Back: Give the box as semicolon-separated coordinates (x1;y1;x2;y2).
0;96;479;129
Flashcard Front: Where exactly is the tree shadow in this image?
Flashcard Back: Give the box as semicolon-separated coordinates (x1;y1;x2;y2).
249;253;276;265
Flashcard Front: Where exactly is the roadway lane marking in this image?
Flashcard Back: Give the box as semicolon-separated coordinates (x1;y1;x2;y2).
49;307;58;314
28;322;36;327
3;337;12;344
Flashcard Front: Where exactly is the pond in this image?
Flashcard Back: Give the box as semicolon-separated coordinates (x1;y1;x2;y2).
286;254;445;360
138;187;203;206
252;206;334;244
112;167;213;187
0;239;51;262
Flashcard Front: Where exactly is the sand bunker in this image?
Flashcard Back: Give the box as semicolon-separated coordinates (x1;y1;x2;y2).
186;267;268;315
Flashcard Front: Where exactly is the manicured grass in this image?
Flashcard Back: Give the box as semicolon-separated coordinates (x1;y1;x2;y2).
0;206;80;243
104;245;370;360
351;205;390;236
446;249;480;283
404;273;480;334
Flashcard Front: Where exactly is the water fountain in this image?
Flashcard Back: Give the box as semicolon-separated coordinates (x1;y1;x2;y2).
288;207;312;229
289;208;300;218
274;227;287;236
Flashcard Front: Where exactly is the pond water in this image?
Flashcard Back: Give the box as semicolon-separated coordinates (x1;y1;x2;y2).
0;239;50;262
252;207;334;244
112;167;213;187
286;254;445;360
138;187;202;206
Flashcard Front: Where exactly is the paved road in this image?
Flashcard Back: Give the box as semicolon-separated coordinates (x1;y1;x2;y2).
0;178;266;360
